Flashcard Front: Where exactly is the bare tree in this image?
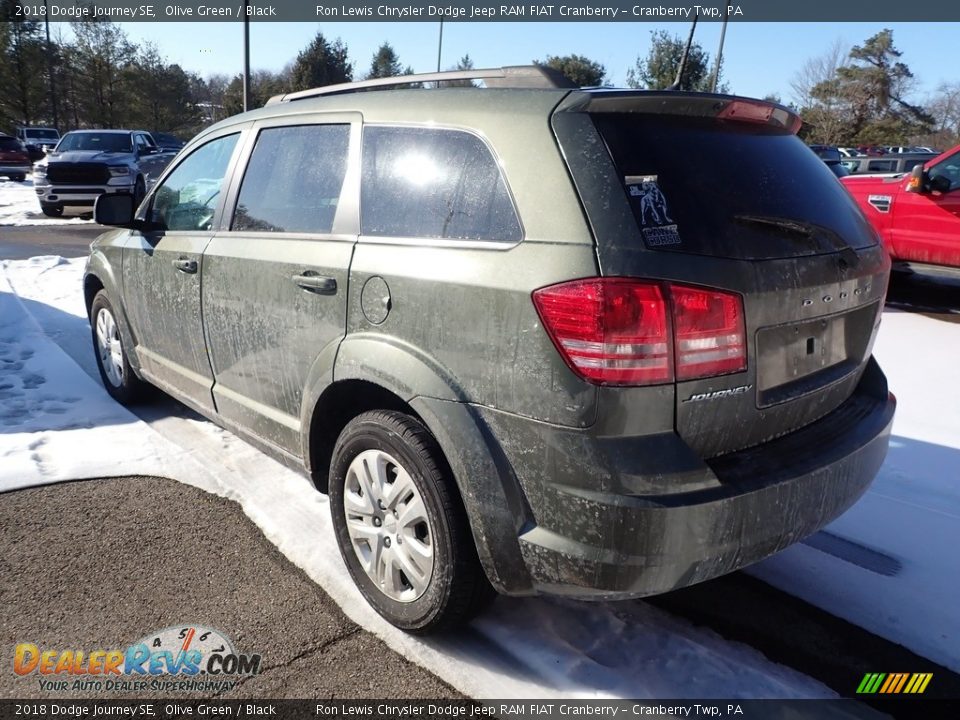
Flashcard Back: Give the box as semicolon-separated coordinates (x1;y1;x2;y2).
917;81;960;148
789;38;847;108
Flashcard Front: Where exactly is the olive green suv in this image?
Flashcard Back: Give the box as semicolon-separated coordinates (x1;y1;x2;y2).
85;66;896;633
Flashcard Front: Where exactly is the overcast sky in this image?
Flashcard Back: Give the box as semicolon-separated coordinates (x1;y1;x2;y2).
112;21;957;104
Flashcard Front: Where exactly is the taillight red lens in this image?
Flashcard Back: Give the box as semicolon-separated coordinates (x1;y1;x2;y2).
671;285;747;380
533;279;746;386
532;279;672;385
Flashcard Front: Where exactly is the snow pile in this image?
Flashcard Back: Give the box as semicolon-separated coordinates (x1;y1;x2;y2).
0;258;178;485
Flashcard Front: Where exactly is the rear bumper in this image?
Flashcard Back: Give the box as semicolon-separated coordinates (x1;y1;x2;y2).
473;357;895;598
0;163;30;174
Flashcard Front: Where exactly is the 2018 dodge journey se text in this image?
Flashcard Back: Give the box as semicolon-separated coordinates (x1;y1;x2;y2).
84;66;896;633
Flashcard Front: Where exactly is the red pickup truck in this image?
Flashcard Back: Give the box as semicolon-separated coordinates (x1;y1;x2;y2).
841;144;960;272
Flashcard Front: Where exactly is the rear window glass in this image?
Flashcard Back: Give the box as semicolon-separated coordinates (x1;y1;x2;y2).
232;124;350;234
592;115;877;260
867;160;897;172
0;137;23;151
361;126;521;242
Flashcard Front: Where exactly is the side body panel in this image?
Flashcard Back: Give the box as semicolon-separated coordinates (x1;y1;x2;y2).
201;113;360;457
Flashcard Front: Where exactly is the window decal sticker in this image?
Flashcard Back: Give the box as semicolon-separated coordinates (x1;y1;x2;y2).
626;174;681;246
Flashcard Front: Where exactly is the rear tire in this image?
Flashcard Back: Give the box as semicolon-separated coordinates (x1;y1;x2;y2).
329;410;493;633
40;203;63;217
90;290;148;405
10;173;26;182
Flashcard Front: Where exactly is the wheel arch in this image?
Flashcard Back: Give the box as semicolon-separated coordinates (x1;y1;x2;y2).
301;335;535;595
305;378;423;495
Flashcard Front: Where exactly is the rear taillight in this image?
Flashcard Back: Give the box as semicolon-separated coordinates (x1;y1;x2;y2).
671;285;747;380
533;279;746;386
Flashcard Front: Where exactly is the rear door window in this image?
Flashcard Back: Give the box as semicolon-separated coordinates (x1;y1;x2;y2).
592;114;877;260
231;124;350;234
360;126;521;242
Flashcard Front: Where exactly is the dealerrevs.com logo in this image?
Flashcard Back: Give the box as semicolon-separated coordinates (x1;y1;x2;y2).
13;625;261;693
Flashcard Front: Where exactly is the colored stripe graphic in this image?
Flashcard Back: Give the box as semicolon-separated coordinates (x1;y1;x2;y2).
893;673;909;693
879;674;895;693
857;672;932;694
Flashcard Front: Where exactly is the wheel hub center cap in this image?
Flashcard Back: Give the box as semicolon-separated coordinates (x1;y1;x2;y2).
382;513;398;536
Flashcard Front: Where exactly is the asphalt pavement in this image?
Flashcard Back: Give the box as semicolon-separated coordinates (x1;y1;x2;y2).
0;476;461;700
0;225;102;260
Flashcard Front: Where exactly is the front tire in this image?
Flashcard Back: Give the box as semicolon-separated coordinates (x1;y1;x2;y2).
40;203;63;217
329;410;492;633
90;290;147;405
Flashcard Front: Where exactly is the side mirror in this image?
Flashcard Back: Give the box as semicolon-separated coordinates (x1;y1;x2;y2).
905;163;927;193
94;194;136;227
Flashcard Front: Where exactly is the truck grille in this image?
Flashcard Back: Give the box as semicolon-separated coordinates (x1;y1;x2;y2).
47;163;110;185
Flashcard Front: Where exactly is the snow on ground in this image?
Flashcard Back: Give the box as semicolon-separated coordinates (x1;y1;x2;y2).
3;255;959;698
0;256;836;700
0;177;94;226
749;309;960;673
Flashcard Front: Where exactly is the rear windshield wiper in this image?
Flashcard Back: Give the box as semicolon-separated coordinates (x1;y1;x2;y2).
733;214;860;265
733;214;816;237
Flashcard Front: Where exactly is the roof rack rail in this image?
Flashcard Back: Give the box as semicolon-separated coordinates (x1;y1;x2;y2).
265;65;576;105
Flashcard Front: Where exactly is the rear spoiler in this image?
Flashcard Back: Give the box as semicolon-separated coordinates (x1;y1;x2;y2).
558;90;802;135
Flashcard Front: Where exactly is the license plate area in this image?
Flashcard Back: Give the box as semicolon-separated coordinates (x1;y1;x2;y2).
755;303;877;408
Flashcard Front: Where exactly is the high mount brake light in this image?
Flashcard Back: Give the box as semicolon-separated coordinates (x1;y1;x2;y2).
718;100;803;134
533;279;746;386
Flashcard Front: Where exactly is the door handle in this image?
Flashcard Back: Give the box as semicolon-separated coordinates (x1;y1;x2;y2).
292;273;337;295
172;257;198;274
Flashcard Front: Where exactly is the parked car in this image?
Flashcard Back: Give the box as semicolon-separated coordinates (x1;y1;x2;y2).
808;144;850;178
842;153;931;176
33;129;175;216
85;67;895;632
0;134;31;181
912;146;941;154
842;144;960;271
16;126;60;161
886;146;937;155
856;145;887;156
